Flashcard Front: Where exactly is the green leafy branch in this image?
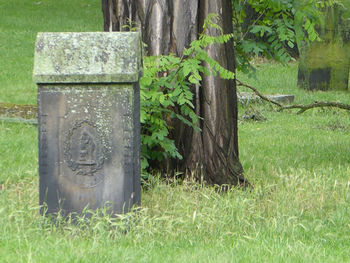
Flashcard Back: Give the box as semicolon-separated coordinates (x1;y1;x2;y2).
233;0;335;71
139;14;236;173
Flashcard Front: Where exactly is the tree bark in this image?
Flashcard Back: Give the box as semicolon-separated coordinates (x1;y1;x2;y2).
102;0;247;186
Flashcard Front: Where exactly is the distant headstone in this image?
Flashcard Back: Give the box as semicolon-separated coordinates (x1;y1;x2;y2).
33;32;142;216
298;3;350;91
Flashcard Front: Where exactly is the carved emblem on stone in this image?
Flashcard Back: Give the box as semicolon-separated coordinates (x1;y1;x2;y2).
64;120;106;176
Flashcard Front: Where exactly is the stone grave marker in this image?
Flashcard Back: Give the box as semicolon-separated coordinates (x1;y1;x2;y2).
298;3;350;91
33;32;142;216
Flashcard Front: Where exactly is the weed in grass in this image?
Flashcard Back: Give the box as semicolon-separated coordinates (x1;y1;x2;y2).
316;119;350;132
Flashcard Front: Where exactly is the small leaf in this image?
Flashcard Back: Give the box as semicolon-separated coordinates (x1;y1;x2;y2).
140;76;153;86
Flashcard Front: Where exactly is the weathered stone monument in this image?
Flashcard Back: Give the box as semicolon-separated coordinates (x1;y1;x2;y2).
298;3;350;91
33;32;142;216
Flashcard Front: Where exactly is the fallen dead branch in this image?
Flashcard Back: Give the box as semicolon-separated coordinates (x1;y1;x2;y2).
236;79;350;114
236;79;284;108
282;101;350;114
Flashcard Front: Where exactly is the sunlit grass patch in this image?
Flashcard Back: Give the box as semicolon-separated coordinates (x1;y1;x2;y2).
0;0;102;104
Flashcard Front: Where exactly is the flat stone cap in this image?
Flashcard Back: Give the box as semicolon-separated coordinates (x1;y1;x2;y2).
33;32;142;84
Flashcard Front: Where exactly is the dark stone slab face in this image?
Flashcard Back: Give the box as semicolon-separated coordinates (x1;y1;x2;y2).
38;84;140;215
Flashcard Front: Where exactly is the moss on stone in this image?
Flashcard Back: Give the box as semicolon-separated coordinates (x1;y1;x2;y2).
33;32;142;84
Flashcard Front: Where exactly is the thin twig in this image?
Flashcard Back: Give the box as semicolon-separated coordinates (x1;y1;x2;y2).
239;8;267;43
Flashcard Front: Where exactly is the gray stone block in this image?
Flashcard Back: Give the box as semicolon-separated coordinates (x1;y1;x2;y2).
34;32;142;216
238;92;295;104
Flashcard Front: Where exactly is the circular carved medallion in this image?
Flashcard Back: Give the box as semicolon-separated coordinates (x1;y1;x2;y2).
64;120;107;186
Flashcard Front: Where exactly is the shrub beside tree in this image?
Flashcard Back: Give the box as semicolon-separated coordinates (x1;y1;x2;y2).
101;0;332;185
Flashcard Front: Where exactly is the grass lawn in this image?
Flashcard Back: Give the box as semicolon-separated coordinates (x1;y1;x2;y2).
1;1;350;262
0;0;102;104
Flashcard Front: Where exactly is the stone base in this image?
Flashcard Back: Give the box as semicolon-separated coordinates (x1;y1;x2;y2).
238;92;295;104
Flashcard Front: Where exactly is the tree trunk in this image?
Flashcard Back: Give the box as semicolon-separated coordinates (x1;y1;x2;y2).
102;0;247;186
